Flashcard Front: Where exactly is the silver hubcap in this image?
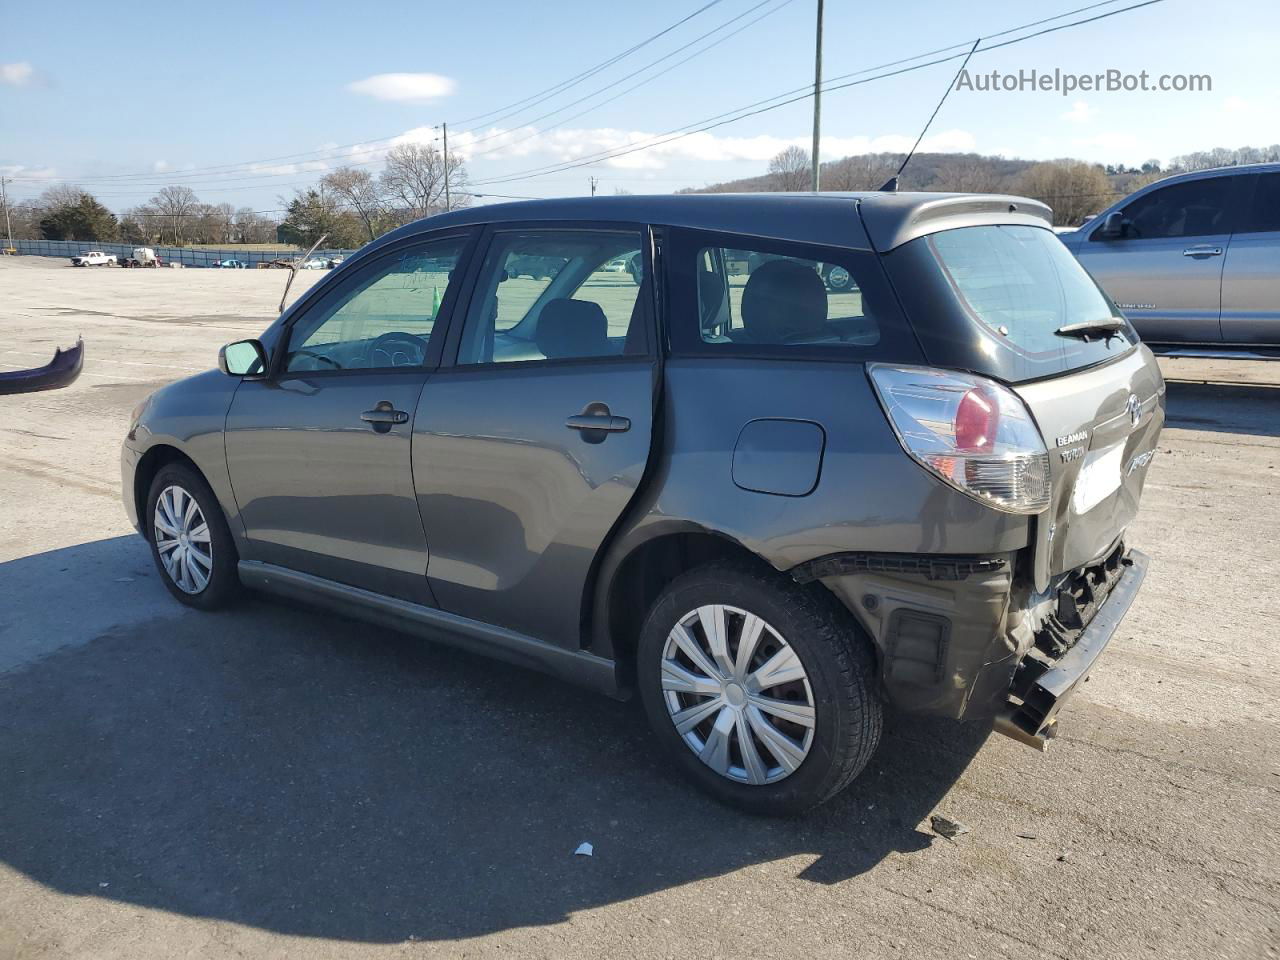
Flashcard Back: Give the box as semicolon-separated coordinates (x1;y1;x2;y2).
153;484;213;595
660;604;816;786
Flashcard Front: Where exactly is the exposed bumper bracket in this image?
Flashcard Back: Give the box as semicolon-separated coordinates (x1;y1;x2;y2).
1004;548;1150;741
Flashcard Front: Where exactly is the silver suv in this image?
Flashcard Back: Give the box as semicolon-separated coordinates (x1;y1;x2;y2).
122;193;1163;814
1061;162;1280;355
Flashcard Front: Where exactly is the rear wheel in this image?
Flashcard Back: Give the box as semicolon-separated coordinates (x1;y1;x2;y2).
145;463;241;609
637;561;882;815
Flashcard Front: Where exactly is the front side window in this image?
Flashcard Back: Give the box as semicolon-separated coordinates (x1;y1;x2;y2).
285;237;465;372
691;243;880;348
457;229;648;364
1113;176;1234;240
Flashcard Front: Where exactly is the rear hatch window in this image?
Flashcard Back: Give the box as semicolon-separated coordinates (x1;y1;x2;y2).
885;224;1138;383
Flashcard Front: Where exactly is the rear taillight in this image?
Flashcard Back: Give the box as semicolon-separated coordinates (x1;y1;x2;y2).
868;364;1051;515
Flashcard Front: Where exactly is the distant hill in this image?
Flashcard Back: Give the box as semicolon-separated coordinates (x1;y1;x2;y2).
681;144;1280;225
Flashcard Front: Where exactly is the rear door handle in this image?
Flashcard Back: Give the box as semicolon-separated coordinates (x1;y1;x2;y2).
1182;246;1223;257
565;414;631;433
361;401;409;432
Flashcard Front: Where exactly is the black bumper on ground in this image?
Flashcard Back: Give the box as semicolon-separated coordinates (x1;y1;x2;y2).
0;339;83;394
1004;548;1150;740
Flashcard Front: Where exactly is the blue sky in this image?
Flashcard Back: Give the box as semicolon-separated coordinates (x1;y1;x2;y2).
2;0;1277;214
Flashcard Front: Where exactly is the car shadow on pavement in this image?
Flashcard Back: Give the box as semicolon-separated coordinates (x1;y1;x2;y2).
0;538;987;944
1161;380;1280;438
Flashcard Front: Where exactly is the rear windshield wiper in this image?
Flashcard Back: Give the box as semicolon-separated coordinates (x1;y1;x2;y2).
1054;318;1128;342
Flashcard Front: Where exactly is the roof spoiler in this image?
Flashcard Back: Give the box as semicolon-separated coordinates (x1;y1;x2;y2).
857;194;1053;251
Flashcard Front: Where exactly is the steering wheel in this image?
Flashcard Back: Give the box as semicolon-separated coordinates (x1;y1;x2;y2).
368;332;429;368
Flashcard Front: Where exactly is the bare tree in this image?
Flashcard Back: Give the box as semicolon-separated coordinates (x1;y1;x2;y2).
235;207;277;244
939;156;1007;193
822;153;900;191
1014;160;1117;226
321;166;384;242
150;185;200;244
379;143;469;222
37;184;89;211
767;146;811;191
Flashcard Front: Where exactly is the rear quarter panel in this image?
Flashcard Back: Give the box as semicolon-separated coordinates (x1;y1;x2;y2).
601;357;1033;586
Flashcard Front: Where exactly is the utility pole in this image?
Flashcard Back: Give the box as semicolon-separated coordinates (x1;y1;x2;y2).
442;122;452;212
0;177;12;253
590;176;599;197
811;0;824;192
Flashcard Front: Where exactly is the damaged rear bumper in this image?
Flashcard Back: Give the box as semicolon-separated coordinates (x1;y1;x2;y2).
1002;548;1149;743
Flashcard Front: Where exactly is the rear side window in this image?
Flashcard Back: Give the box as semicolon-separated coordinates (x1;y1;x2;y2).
1239;172;1280;234
456;229;648;365
665;228;919;362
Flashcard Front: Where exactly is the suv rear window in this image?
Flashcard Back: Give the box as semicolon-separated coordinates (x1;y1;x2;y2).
919;224;1137;380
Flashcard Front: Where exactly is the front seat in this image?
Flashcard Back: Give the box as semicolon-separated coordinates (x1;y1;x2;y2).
740;260;828;343
535;298;608;359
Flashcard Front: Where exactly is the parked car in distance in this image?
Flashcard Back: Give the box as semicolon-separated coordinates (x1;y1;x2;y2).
71;251;117;267
121;247;163;268
1060;161;1280;356
213;259;248;269
122;193;1162;814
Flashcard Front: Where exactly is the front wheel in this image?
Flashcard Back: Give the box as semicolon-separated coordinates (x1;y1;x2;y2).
637;561;882;815
146;463;241;609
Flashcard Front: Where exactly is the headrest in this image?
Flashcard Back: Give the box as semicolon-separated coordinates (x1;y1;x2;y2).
741;260;828;343
535;298;608;359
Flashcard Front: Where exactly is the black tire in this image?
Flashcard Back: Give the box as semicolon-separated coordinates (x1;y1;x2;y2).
145;463;241;610
637;561;882;816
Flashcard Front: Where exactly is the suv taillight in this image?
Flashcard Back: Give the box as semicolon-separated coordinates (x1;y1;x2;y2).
868;364;1051;515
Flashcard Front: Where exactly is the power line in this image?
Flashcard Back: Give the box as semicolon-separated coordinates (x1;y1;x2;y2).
466;0;1167;188
449;0;725;128
461;0;795;163
458;0;789;148
7;0;730;187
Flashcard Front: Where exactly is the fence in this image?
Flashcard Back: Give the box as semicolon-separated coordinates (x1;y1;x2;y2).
7;239;358;268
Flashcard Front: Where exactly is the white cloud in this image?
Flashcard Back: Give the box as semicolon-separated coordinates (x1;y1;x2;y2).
1071;131;1141;154
0;163;56;179
347;73;456;102
1062;101;1095;124
446;126;977;170
1;62;34;86
153;160;171;173
247;159;331;176
1223;95;1249;114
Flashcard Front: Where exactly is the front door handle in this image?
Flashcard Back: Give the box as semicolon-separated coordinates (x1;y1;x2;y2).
565;413;631;433
1182;246;1223;257
361;401;409;433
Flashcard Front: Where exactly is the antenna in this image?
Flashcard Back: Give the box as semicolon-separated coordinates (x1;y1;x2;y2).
279;234;329;314
878;38;981;192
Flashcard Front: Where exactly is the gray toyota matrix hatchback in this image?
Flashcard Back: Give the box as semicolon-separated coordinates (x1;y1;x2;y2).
122;193;1163;814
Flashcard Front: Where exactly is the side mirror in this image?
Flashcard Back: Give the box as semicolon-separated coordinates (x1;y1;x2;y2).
1098;211;1128;240
219;339;267;377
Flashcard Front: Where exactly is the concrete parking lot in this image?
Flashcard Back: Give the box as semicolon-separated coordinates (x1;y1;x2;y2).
0;256;1277;960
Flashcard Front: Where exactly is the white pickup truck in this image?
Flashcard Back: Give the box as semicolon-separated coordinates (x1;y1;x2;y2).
70;251;117;267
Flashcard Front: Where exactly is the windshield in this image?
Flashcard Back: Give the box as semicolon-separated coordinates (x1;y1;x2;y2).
916;224;1137;381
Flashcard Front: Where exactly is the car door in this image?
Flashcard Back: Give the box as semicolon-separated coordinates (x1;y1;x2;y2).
1221;171;1280;346
1075;174;1240;344
224;232;473;604
412;224;657;647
